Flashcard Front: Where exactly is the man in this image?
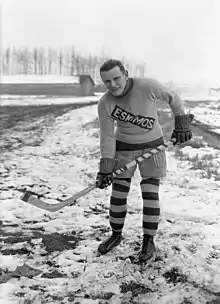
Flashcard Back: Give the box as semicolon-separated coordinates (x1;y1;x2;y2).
96;59;193;263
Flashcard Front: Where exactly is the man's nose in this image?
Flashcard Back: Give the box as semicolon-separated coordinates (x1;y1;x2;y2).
110;80;117;87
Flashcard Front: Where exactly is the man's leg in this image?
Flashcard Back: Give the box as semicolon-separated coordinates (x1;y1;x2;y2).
141;178;160;236
138;149;166;262
139;177;160;262
98;150;136;255
98;177;131;254
109;178;131;232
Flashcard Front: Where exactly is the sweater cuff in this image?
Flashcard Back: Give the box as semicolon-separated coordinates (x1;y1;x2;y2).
99;158;115;174
175;114;194;129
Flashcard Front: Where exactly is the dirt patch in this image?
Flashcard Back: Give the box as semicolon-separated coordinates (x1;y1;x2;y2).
0;264;42;284
120;281;154;296
42;233;79;253
41;270;66;278
1;248;34;256
0;231;82;285
0;229;42;244
0;102;97;152
163;266;188;284
0;230;79;252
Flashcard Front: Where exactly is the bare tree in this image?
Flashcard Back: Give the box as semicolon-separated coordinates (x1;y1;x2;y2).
5;47;11;74
1;45;147;79
58;50;63;75
22;47;30;74
48;48;53;75
38;48;46;75
70;46;76;76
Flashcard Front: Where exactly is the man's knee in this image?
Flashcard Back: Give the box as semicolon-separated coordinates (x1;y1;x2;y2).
111;178;132;198
140;178;160;186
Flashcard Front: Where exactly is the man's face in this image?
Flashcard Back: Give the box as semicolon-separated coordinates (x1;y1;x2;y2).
101;66;128;96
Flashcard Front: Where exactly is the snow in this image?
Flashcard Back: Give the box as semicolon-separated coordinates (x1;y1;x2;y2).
2;75;81;84
0;256;20;272
0;93;103;106
192;109;220;130
1;97;220;303
183;95;220;102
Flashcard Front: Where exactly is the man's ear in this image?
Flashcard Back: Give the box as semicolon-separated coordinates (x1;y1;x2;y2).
125;70;129;77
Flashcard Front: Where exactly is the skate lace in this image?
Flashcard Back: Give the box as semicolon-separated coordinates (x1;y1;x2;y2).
104;233;121;248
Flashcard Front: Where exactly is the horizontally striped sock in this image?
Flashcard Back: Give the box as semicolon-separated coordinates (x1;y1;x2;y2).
109;178;131;232
140;178;160;236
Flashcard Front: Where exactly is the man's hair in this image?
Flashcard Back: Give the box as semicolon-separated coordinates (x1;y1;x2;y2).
100;59;126;75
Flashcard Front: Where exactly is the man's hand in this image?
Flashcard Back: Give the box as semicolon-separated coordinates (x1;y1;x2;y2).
171;114;194;144
96;172;113;189
96;158;115;189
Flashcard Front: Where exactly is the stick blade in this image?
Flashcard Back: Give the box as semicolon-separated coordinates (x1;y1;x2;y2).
19;183;97;212
20;192;61;212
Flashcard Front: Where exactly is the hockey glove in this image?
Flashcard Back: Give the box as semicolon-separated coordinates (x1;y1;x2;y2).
96;158;115;189
171;114;194;144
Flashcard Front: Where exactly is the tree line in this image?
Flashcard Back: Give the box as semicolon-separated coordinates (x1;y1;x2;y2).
0;46;147;82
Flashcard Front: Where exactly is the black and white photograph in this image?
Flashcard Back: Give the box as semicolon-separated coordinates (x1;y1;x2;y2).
1;0;220;303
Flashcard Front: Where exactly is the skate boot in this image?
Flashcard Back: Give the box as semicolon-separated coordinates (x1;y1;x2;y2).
98;231;122;254
139;234;156;263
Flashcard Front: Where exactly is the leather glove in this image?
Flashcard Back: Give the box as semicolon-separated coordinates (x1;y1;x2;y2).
96;173;113;189
171;114;194;144
96;158;115;189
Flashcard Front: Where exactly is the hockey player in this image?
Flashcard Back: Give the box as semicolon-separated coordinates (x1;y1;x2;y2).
96;59;193;263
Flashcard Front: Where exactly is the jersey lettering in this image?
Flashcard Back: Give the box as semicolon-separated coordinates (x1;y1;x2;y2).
111;105;155;130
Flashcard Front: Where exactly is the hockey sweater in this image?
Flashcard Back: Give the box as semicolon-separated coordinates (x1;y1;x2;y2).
97;77;185;159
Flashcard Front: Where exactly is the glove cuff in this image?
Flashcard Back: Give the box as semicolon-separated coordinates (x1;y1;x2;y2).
175;114;194;130
99;158;115;174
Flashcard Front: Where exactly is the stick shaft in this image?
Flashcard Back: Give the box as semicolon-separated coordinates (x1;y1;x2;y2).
113;139;174;177
20;139;175;212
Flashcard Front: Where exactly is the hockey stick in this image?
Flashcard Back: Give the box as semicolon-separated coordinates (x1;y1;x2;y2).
20;138;176;212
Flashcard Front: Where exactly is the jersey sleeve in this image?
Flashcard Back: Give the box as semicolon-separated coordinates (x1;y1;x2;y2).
148;79;185;116
97;99;116;159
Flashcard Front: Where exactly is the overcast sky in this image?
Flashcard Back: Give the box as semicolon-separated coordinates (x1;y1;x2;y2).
2;0;220;85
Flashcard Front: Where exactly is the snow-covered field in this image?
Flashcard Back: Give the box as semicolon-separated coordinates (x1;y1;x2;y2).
0;93;103;106
1;96;220;303
2;75;82;84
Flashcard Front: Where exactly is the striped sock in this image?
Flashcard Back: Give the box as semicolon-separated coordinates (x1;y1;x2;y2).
140;178;160;236
109;178;131;232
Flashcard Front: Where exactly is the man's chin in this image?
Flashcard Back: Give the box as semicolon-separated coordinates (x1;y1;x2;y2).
109;89;123;96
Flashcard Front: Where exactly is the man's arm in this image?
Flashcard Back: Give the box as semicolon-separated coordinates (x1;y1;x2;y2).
148;78;194;143
96;100;116;189
97;100;116;159
148;78;185;116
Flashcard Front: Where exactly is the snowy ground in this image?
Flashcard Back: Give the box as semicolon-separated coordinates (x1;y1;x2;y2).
2;75;82;84
188;100;220;129
1;98;220;304
0;93;102;106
